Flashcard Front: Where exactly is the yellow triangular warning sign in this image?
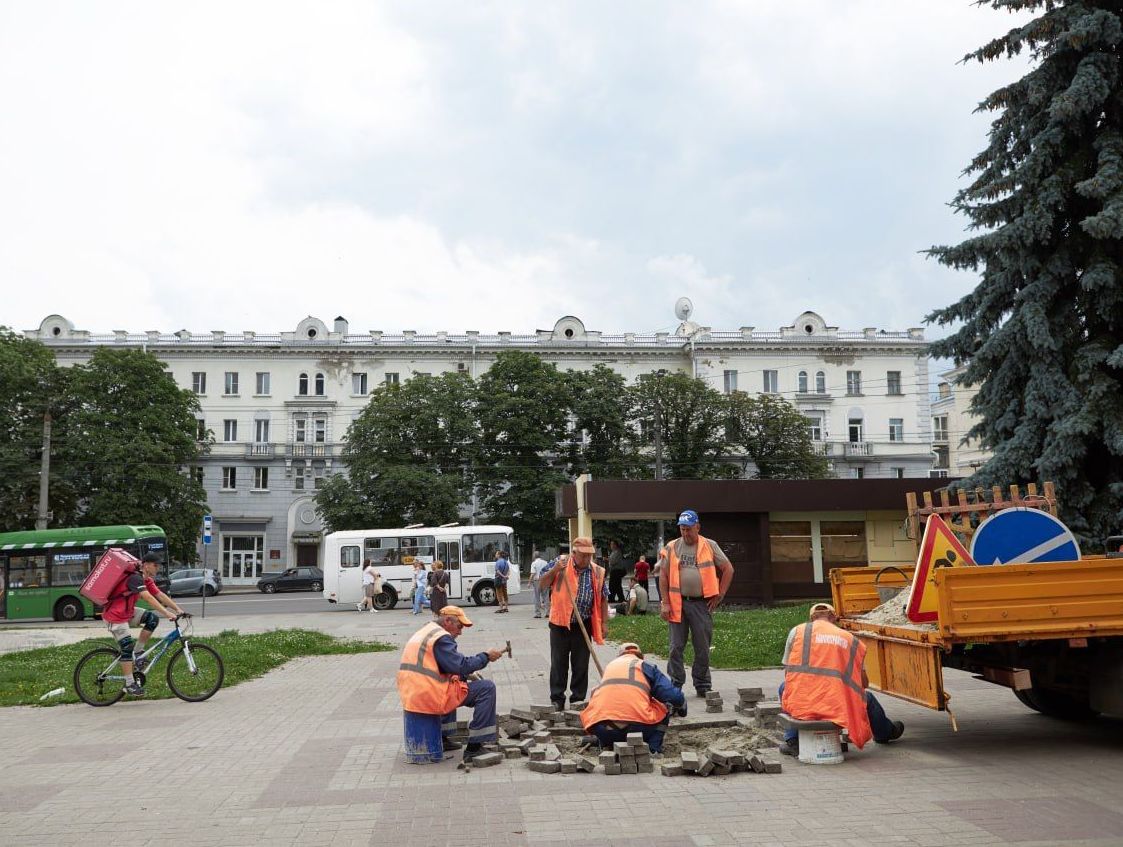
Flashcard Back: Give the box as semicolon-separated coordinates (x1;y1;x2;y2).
907;514;974;623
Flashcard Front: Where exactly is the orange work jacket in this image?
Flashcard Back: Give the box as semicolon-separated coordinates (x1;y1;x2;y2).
781;619;873;748
664;537;721;624
397;622;469;715
582;654;668;730
548;557;606;645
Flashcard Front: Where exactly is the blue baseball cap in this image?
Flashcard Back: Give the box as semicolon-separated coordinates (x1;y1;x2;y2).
677;509;700;527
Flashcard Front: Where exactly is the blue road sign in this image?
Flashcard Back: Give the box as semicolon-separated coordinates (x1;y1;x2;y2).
970;508;1080;566
203;514;212;546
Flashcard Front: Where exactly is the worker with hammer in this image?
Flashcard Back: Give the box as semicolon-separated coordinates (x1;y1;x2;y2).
538;536;609;711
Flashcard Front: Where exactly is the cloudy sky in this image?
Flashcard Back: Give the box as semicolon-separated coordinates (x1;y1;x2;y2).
0;2;1033;338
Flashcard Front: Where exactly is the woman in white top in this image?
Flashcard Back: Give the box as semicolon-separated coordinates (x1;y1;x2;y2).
358;560;382;612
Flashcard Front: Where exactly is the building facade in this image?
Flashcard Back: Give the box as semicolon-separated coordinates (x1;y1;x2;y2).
931;365;992;478
27;310;933;584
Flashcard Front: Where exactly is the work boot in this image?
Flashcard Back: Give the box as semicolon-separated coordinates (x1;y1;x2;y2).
876;721;905;744
462;742;485;763
442;737;463;752
778;739;799;757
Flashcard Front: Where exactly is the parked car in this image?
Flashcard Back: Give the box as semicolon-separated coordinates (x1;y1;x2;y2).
257;566;324;594
168;567;222;597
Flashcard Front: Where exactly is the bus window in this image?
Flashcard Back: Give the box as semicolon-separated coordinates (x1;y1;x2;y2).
364;537;399;566
340;545;361;568
51;551;92;586
399;536;435;565
461;533;507;563
9;554;47;589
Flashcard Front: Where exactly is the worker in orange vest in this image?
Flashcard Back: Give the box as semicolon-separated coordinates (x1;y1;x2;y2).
397;605;508;760
779;602;904;756
538;536;609;710
657;510;735;697
582;643;687;753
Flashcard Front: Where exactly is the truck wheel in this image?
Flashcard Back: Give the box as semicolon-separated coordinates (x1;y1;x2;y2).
1025;686;1098;721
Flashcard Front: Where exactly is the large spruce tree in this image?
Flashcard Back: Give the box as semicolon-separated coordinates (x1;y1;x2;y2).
928;1;1123;544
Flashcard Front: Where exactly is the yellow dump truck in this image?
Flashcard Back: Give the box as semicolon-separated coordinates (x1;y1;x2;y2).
830;556;1123;720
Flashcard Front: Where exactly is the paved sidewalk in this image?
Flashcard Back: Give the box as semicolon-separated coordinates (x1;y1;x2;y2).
2;603;1123;847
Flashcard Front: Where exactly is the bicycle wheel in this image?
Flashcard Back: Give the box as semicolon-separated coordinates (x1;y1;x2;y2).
73;647;126;707
166;642;224;702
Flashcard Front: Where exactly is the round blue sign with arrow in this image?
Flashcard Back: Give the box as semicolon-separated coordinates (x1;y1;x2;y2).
970;507;1081;566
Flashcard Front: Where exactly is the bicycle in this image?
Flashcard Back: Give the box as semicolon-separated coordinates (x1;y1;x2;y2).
73;613;225;706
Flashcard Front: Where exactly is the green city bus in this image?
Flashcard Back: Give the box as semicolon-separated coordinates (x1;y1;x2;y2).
0;525;168;621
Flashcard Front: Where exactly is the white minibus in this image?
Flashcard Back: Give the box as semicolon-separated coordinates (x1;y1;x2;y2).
322;524;520;610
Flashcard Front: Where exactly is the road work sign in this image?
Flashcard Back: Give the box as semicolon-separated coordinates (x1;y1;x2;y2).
970;508;1080;566
907;514;974;624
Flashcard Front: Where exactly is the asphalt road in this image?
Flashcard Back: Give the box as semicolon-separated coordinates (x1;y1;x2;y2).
172;588;533;617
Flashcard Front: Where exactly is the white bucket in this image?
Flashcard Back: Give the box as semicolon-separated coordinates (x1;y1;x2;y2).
797;728;843;765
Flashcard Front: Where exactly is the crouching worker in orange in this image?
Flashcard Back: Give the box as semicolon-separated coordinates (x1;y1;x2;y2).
397;605;507;760
779;602;903;757
581;642;687;754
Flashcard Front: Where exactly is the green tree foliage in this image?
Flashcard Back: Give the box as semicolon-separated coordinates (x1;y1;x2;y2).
727;393;831;480
927;1;1123;542
60;348;209;561
629;371;740;479
315;373;476;531
565;365;644;480
474;351;571;551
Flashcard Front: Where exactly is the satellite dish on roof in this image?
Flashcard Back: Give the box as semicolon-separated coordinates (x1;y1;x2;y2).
674;297;694;322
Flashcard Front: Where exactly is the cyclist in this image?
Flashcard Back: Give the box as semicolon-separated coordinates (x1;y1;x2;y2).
103;553;185;697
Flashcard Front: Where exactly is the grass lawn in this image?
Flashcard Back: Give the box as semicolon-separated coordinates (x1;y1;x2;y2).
0;628;394;707
606;605;811;669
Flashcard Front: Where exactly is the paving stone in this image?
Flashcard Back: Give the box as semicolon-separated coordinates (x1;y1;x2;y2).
528;745;546;762
509;708;537;723
680;751;701;772
705;691;723;703
737;686;764;700
756;702;782;717
504;748;523;759
543;744;561;762
613;741;632;756
713;763;732;775
559;758;577;774
471;752;503;768
660;762;685;776
603;763;621;775
528;760;561;773
706;747;734;766
517;737;535;753
568;699;588;711
748;755;765;773
598;751;617;765
620;759;639;774
764;761;782;774
637;762;654;773
626;732;645;746
575;756;597;773
697;758;716;777
705;704;724;713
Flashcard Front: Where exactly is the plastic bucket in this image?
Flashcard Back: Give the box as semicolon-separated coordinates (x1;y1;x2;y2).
403;710;444;764
797;728;844;765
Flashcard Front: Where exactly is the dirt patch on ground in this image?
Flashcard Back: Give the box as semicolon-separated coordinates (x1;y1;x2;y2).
554;723;778;758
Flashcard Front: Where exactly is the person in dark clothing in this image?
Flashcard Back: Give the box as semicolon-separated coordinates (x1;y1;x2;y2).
607;539;626;603
429;560;449;616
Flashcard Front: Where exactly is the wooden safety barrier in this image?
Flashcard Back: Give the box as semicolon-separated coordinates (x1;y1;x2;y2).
905;482;1057;549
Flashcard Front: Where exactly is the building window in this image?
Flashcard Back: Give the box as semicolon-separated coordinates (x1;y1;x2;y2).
222;467;237;490
457;363;468;373
294;418;306;442
298;373;308;396
762;370;778;394
195;419;207;441
769;521;813;583
805;414;823;441
314;373;325;396
848;418;863;443
798;371;808;393
191;372;207;395
191;466;204;484
223;419;238;442
414;371;431;378
846;371;862;395
887;371;902;395
933;415;948;442
255;372;270;395
821;520;867;567
385;372;400;386
253;467;269;490
723;370;738;394
293;460;306;489
352;373;368;395
312;461;325;489
221;534;264;580
892;467;905;479
314;417;326;443
929;469;950;479
224;372;239;395
254;419;270;443
816;371;826;394
889;418;904;442
851;467;864;479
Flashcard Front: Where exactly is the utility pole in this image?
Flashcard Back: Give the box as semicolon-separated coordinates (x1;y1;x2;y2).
35;410;52;530
654;400;664;551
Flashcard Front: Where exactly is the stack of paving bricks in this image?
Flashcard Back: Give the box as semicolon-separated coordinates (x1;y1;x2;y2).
598;733;654;775
733;687;764;714
704;691;724;712
662;747;783;777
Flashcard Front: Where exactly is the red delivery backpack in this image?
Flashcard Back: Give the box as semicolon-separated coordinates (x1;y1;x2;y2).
80;548;140;606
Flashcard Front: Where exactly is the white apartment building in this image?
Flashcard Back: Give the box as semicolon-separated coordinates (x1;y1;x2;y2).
931;365;992;477
27;310;932;583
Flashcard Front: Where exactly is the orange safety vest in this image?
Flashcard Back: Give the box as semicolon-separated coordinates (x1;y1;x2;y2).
581;654;668;731
396;622;469;715
548;557;606;645
781;619;873;749
664;537;721;624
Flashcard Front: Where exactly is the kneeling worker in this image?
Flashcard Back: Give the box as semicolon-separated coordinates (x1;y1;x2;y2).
779;602;904;756
581;643;686;754
397;605;508;760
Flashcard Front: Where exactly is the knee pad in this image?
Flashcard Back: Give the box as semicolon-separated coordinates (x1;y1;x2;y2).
118;635;136;661
139;610;159;631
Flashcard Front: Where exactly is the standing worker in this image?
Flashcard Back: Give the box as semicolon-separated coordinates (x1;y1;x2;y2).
582;643;686;754
778;602;903;756
657;510;735;698
538;537;608;711
397;605;508;760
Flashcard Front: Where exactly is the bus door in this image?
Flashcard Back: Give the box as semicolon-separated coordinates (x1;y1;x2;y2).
0;554;6;619
439;540;463;599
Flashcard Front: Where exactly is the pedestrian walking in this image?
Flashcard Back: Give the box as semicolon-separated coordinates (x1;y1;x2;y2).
358;560;381;613
538;537;608;710
529;550;550;618
429;560;450;615
411;561;429;615
607;539;626;603
657;510;734;697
